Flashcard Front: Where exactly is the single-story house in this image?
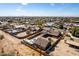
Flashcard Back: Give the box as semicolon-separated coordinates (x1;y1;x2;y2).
48;29;61;38
34;37;51;50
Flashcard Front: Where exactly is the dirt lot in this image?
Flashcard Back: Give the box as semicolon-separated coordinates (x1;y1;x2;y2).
0;30;79;56
49;39;79;56
16;32;27;37
0;30;41;56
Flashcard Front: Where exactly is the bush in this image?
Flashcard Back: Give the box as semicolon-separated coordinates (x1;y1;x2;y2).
71;26;79;38
0;35;4;40
59;24;64;29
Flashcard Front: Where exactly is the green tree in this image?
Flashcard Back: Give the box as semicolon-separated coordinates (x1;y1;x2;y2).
71;26;79;37
59;24;64;29
35;20;44;29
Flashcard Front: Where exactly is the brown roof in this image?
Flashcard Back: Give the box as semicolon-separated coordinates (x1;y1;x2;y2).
34;37;50;50
49;29;61;37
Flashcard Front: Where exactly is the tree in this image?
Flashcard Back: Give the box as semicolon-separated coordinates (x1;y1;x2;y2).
59;24;64;29
35;20;44;29
71;26;79;37
63;18;71;23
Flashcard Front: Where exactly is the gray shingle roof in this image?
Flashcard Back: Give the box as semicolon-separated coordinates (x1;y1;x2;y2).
34;37;50;50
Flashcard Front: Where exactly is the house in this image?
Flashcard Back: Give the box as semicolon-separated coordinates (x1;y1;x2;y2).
73;24;79;26
66;40;79;49
14;25;26;29
34;37;51;50
48;29;61;37
43;27;51;32
44;22;54;27
4;27;26;35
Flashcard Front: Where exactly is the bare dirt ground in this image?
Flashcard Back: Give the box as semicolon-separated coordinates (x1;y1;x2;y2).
0;30;41;56
49;39;79;56
16;32;27;37
0;30;79;56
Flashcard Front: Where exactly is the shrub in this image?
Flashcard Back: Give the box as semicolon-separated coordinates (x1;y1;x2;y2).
0;35;4;40
70;26;79;38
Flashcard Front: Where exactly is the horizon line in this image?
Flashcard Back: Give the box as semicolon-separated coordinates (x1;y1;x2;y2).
0;16;79;17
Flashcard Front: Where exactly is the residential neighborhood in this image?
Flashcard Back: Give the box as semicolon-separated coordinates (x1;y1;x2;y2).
0;16;79;56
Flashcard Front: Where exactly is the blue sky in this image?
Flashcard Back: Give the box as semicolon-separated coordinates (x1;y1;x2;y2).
0;3;79;16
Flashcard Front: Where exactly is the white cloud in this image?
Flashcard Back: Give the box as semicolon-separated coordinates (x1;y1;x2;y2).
15;2;28;12
50;3;55;6
21;2;28;5
16;3;27;12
